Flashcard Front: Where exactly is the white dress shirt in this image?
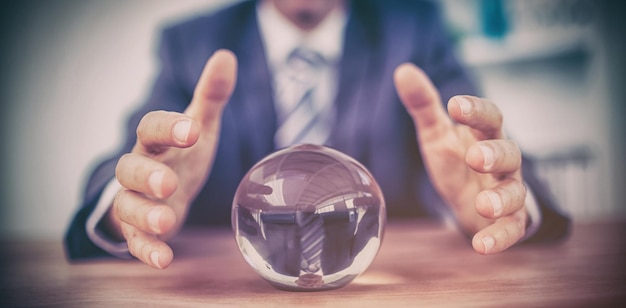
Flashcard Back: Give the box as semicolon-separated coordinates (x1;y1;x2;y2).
257;0;347;148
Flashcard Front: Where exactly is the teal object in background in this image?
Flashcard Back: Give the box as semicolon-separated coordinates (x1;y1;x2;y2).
480;0;509;39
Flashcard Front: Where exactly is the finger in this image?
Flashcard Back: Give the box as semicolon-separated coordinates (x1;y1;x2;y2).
394;63;453;143
135;111;201;152
475;179;527;219
114;189;177;235
465;139;522;173
448;96;504;140
472;210;527;254
185;49;237;128
122;222;174;269
116;153;178;199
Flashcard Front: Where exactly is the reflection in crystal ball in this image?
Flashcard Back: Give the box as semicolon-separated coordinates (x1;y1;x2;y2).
232;144;386;291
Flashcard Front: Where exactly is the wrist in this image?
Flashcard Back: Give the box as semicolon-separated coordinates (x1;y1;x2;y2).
102;204;125;242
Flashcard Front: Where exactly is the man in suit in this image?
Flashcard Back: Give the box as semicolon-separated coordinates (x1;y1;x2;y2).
65;0;570;269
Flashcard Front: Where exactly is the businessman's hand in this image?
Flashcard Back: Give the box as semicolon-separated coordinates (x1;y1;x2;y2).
394;63;527;254
105;50;237;269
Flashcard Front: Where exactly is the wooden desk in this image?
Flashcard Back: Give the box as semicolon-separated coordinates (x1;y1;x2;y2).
1;220;624;307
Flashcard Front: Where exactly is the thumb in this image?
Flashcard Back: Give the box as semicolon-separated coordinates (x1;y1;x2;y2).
393;63;452;143
185;49;238;127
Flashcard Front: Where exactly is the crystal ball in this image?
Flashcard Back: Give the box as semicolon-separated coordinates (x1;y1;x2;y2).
232;144;386;291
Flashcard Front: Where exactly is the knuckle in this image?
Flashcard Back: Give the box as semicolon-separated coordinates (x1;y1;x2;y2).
137;111;165;140
125;228;152;262
114;189;151;225
130;164;147;187
509;140;522;165
518;226;526;240
484;99;503;125
510;219;525;243
495;109;503;128
499;181;524;212
136;110;180;149
123;225;138;250
517;218;525;234
113;189;132;220
505;216;525;244
516;180;527;196
113;189;128;210
136;114;150;140
139;239;151;259
510;181;526;208
502;226;512;246
124;226;137;242
115;153;132;177
514;209;527;225
128;238;141;259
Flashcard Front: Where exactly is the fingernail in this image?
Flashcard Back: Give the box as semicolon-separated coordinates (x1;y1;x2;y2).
148;208;162;234
148;171;164;199
486;191;503;216
173;120;191;143
456;97;473;115
480;145;495;170
481;236;495;253
151;250;162;269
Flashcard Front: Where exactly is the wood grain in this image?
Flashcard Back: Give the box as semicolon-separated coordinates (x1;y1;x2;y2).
1;219;625;307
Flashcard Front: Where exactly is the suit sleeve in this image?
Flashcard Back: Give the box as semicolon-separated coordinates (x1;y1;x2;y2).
520;156;571;243
64;26;192;260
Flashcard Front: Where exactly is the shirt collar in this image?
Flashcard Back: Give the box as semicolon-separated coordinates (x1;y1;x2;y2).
256;0;347;71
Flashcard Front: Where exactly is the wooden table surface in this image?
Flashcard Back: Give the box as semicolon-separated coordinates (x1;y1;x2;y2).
1;219;625;307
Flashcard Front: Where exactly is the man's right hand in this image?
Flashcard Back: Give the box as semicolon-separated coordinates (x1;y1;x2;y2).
105;50;237;269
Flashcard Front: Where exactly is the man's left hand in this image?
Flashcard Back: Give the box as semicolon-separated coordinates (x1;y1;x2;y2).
394;63;528;254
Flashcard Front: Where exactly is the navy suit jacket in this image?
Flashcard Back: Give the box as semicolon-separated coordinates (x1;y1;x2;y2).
65;0;570;259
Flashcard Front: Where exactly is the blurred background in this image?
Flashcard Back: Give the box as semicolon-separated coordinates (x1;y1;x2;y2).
0;0;624;239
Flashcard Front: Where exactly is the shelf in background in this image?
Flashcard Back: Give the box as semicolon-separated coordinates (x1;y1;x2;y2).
458;28;592;67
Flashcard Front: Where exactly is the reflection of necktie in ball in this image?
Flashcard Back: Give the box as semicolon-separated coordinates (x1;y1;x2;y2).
298;211;324;274
274;48;330;148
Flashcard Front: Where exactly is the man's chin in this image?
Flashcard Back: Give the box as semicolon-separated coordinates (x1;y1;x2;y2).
295;11;321;29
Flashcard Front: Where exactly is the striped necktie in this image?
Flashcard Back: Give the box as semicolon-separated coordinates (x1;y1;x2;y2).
274;47;331;148
298;210;324;275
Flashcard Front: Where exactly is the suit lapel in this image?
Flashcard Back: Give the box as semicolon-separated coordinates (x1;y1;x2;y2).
331;0;382;164
228;7;277;167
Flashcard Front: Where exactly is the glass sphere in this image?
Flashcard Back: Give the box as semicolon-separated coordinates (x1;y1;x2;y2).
232;144;386;291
